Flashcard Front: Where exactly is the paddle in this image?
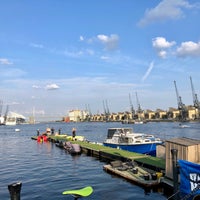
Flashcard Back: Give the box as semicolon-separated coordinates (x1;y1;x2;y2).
62;186;93;199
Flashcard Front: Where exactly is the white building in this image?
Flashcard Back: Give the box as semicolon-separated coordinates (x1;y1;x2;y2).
68;110;89;122
5;112;26;125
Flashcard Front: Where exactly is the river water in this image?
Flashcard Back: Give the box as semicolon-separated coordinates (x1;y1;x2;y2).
0;121;200;200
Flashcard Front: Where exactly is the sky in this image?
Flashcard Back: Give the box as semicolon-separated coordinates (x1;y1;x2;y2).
1;0;200;120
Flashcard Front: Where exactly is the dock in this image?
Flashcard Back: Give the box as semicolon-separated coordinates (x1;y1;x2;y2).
31;135;166;186
32;135;165;171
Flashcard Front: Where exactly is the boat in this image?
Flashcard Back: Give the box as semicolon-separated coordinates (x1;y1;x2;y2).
103;160;161;187
37;135;48;142
63;141;82;155
179;124;190;128
103;128;163;156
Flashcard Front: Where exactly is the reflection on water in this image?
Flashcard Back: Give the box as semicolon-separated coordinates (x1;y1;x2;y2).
1;121;200;199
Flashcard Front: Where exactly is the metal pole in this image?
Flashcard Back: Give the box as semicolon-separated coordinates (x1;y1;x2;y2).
8;182;22;200
171;149;179;200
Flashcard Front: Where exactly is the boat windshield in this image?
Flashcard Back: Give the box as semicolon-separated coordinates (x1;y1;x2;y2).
107;128;133;139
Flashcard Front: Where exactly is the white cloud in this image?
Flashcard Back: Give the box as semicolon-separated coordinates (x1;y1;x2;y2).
158;50;167;59
142;61;154;81
45;83;60;90
79;35;84;41
176;41;200;57
138;0;196;26
30;43;44;48
97;34;119;51
32;85;41;89
152;37;176;49
0;58;13;65
152;37;176;58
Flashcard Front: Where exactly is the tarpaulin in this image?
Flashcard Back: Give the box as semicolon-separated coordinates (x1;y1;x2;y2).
179;159;200;197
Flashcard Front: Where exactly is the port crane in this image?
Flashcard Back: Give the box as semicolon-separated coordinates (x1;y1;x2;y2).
190;76;200;118
135;92;142;113
174;80;188;121
129;93;135;119
135;92;144;120
103;100;110;121
85;104;92;121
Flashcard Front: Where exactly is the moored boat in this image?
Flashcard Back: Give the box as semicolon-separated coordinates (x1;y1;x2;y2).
63;141;82;155
103;128;163;156
103;160;161;187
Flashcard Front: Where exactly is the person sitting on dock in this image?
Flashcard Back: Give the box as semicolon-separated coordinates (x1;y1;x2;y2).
72;128;76;140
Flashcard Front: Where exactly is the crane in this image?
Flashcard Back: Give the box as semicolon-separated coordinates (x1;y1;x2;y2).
174;80;187;121
105;100;110;115
190;76;200;110
135;92;142;113
129;93;135;119
103;100;110;121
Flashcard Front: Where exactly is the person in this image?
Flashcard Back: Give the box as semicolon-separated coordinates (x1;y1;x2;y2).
37;129;40;136
51;127;55;135
58;128;61;135
72;128;76;140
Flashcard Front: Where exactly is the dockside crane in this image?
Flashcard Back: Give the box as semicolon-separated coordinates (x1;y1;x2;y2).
174;80;188;121
135;92;144;121
190;76;200;118
85;104;92;121
135;92;142;113
105;100;110;116
129;93;135;119
103;100;110;121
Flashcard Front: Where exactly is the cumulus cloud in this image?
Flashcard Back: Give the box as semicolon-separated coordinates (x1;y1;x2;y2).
152;37;176;58
176;41;200;57
97;34;119;51
142;61;154;81
45;83;60;90
138;0;196;26
152;37;176;49
0;58;13;65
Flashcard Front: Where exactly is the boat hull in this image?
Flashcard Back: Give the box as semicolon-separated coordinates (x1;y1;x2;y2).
103;142;160;156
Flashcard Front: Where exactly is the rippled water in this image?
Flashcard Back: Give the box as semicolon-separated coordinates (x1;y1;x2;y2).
1;121;199;199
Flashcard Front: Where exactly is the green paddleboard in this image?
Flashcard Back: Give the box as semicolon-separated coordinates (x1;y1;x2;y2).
62;186;93;197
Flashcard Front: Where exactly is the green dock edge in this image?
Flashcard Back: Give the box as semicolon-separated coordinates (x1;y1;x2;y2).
31;135;165;171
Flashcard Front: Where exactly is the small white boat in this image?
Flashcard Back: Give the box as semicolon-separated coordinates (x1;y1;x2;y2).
179;124;190;128
103;128;163;156
15;129;20;132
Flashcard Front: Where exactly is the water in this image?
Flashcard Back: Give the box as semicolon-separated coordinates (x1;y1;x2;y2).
1;121;200;199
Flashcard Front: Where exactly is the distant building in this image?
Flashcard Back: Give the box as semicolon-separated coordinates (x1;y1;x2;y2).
5;112;26;125
68;109;89;122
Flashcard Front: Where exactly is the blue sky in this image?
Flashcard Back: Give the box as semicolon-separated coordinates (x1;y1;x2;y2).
1;0;200;119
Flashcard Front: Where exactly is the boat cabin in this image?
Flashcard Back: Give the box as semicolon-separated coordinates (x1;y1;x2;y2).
107;128;133;139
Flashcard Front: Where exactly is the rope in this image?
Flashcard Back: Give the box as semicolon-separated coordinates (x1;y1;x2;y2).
167;190;180;200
